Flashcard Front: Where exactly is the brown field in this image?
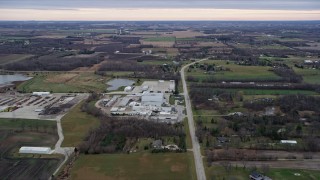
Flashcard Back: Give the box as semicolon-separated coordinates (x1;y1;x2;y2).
0;54;33;65
171;30;204;38
131;31;163;35
140;40;175;47
34;34;67;39
46;73;78;83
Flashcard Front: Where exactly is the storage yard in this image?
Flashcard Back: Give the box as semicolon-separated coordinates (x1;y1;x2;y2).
97;80;185;123
0;92;87;120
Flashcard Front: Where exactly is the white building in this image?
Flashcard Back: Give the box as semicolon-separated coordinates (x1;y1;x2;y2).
141;93;164;107
124;86;133;92
280;140;297;144
32;92;50;96
19;146;52;154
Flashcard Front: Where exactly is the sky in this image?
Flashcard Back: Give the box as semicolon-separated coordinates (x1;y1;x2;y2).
0;0;319;21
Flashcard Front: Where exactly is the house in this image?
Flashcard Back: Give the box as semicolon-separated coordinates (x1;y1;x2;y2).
152;140;163;149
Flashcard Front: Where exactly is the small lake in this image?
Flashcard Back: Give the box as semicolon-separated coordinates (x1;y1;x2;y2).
106;78;135;91
0;74;31;85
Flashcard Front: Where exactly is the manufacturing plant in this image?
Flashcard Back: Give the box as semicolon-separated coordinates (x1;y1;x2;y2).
98;80;184;123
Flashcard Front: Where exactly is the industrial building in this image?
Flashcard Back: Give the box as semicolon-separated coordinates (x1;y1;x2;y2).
32;92;51;96
98;80;184;123
19;146;53;154
141;93;164;107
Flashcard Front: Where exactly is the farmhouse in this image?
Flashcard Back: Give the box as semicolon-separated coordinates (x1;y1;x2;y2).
19;146;52;154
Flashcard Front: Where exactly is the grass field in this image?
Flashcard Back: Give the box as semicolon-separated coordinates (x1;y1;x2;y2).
188;60;282;81
71;152;196;180
61;101;100;147
0;118;56;130
144;37;176;42
18;72;108;93
210;88;318;95
206;165;320;180
293;67;320;84
183;118;192;149
0;54;33;65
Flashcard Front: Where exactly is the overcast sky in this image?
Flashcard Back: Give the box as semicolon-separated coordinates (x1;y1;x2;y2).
0;0;319;20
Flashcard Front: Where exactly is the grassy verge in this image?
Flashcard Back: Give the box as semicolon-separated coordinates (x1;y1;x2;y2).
61;101;100;147
184;118;192;149
71;152;196;180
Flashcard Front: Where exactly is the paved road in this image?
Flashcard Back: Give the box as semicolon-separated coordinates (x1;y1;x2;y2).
181;59;207;180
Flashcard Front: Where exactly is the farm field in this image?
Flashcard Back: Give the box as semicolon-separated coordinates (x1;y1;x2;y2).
293;67;320;84
0;54;33;65
70;152;196;180
0;118;61;179
206;165;320;180
61;101;100;147
212;88;319;95
188;60;282;81
17;72;109;93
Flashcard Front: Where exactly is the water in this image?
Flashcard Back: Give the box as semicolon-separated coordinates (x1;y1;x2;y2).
106;78;135;91
0;74;31;85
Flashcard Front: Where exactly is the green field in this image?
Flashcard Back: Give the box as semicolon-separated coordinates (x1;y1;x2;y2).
293;67;320;84
144;37;176;42
203;88;318;96
206;165;320;180
0;118;56;130
61;101;100;147
188;60;282;81
18;72;108;93
71;152;196;180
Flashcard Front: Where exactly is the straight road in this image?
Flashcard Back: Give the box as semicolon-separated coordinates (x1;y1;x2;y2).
180;59;207;180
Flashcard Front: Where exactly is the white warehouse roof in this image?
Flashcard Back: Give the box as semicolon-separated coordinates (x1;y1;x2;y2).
141;93;164;102
280;140;297;144
19;146;52;154
32;92;50;96
141;93;164;107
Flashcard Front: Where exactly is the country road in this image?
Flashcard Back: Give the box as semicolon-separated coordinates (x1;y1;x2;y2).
181;59;207;180
52;118;74;177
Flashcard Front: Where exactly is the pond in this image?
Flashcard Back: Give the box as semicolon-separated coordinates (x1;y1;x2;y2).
0;74;31;85
106;78;135;91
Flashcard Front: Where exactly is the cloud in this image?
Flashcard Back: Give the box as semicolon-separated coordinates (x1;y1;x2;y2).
0;0;319;10
0;8;319;21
